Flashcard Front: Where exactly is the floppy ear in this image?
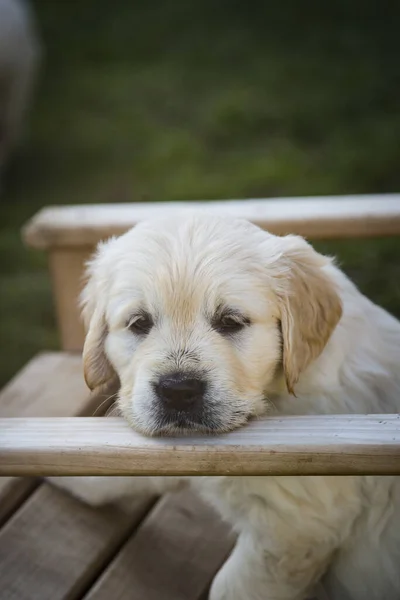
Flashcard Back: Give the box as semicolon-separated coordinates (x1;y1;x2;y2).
80;242;117;392
82;306;115;391
276;237;343;394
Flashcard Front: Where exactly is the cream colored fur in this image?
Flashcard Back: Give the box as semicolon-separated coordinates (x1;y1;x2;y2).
51;214;400;600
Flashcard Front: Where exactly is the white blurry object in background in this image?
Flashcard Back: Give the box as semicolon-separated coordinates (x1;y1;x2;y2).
0;0;41;171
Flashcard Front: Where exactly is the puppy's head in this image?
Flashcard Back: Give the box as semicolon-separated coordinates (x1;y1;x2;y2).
82;215;342;435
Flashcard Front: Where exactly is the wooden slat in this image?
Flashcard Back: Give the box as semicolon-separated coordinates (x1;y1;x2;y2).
0;352;92;525
0;352;89;418
0;477;40;527
22;195;400;249
1;415;400;477
85;489;235;600
0;483;155;600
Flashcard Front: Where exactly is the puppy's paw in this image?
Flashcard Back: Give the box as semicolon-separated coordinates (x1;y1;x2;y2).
209;570;240;600
209;559;268;600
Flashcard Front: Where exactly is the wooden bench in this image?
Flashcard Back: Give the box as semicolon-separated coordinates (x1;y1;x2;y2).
1;194;400;600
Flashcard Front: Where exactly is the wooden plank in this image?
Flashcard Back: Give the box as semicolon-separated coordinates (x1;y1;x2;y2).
1;415;400;477
85;489;235;600
0;483;155;600
0;477;40;527
22;195;400;249
0;352;89;418
0;352;93;525
48;248;91;351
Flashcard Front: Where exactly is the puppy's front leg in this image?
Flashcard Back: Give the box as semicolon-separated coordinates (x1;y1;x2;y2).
209;476;361;600
209;530;331;600
209;531;272;600
48;476;185;507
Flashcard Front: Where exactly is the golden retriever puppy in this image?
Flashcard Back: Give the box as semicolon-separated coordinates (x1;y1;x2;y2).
52;214;400;600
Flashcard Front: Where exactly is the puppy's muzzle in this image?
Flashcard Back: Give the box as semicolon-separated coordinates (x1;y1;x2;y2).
153;372;206;413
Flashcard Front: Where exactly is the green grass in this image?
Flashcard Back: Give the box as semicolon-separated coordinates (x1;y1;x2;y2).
1;0;399;387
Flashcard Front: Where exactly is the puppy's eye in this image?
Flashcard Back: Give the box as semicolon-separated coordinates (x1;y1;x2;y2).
127;313;153;335
213;312;250;335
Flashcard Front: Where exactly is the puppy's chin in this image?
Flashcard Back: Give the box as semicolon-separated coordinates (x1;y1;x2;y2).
119;397;255;437
127;410;252;437
155;408;253;436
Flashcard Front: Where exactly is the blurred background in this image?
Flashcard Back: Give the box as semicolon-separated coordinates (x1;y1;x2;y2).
0;0;399;388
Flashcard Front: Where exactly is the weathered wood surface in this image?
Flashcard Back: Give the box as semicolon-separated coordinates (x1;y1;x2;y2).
0;352;89;418
0;483;155;600
0;352;157;600
2;415;400;477
0;352;92;525
23;195;400;249
86;490;235;600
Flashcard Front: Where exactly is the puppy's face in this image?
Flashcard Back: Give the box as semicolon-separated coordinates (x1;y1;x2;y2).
82;215;342;436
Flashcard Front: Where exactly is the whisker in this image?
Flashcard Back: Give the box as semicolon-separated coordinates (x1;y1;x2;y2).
92;391;119;416
264;394;278;413
105;404;122;418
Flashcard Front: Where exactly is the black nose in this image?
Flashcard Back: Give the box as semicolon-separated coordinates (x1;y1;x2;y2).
154;373;206;411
